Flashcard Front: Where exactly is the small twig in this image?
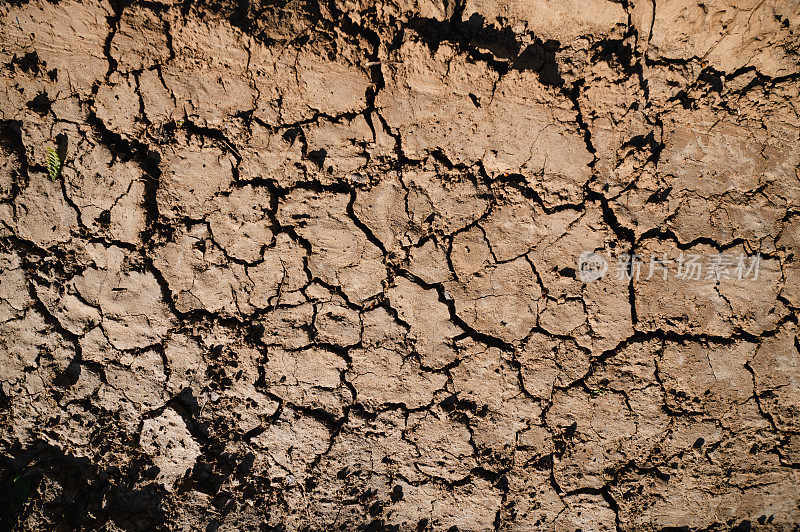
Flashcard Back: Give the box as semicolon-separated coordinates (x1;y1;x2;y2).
270;262;288;311
363;60;403;67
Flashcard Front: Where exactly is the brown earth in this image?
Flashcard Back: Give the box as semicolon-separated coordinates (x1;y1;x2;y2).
1;0;799;530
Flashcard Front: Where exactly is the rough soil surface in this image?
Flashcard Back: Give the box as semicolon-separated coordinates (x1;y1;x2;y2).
1;0;799;530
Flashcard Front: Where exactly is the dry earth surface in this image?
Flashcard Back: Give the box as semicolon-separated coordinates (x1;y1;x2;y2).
1;0;800;530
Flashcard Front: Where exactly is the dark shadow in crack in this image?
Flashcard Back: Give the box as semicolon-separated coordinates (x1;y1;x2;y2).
408;12;564;87
0;440;168;531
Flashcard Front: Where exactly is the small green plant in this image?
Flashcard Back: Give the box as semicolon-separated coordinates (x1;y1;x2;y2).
44;134;68;181
45;146;62;181
12;471;33;505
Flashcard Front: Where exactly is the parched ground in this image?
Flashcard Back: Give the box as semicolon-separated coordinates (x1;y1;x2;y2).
0;0;799;530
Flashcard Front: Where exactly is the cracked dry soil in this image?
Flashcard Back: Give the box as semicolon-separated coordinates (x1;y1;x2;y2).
0;0;799;530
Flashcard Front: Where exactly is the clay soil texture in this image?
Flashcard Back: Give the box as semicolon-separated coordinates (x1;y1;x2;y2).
1;0;800;530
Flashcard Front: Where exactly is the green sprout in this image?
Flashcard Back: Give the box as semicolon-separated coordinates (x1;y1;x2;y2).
12;472;32;505
44;134;68;181
45;146;62;181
